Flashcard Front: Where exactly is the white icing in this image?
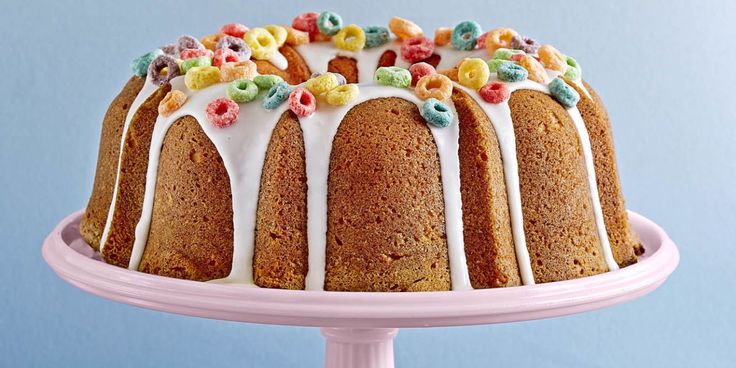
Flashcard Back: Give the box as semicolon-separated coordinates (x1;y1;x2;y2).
266;50;289;70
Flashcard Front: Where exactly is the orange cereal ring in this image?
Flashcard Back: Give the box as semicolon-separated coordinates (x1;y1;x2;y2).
201;34;226;51
538;44;566;72
437;67;459;82
434;27;452;46
388;16;423;40
484;28;518;55
519;55;548;83
285;26;310;46
415;74;453;101
220;60;258;82
158;90;187;117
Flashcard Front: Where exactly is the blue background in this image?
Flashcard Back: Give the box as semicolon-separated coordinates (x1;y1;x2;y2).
2;0;734;366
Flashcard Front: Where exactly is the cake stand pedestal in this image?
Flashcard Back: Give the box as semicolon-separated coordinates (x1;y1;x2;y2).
42;210;678;368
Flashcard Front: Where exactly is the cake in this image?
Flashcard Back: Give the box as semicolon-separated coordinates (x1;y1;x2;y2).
80;13;643;292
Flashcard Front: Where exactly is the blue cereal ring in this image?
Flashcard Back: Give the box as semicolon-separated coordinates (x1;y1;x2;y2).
496;62;528;82
263;82;291;110
548;78;580;108
374;66;411;88
364;26;390;48
421;98;454;128
130;49;164;77
317;11;343;36
451;20;482;51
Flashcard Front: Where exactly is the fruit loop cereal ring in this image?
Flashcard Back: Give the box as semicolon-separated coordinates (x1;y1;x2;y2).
130;49;163;77
148;55;181;85
334;73;347;85
415;74;453;101
452;20;482;51
510;34;540;54
206;97;239;128
563;56;582;80
458;58;490;89
201;34;226;51
263;82;291;110
245;28;279;60
160;44;177;55
479;82;510;104
306;73;339;96
485;28;518;55
437;68;459;82
213;48;240;67
497;62;528;82
548;77;580;108
158;90;187;117
288;87;317;117
476;32;489;49
177;35;205;52
216;36;252;59
285;27;310;46
220;60;258;82
487;59;512;73
409;62;436;86
401;36;435;63
492;48;525;60
519;55;547;83
325;84;359;106
292;12;320;40
434;27;452;46
538;45;566;72
421;98;454;128
227;79;259;103
180;56;212;74
317;11;343;36
254;74;285;91
219;23;249;38
180;48;213;60
184;66;221;90
374;66;412;88
334;24;366;52
388;16;423;40
510;54;525;62
264;25;288;47
364;26;389;48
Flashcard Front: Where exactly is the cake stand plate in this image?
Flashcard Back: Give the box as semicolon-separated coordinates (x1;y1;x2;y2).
42;210;678;368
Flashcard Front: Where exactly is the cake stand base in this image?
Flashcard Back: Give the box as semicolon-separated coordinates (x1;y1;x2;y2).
42;210;678;368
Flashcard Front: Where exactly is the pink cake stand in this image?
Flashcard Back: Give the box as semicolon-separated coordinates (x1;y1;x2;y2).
42;210;678;368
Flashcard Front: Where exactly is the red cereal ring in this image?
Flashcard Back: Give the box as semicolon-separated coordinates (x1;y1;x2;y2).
401;36;435;63
206;97;240;128
510;53;525;62
409;62;436;86
479;82;510;104
288;87;317;117
213;48;240;67
180;48;214;60
477;32;489;49
292;12;321;40
219;23;249;38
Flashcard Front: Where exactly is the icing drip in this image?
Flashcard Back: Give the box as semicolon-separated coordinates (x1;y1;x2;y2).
267;50;289;70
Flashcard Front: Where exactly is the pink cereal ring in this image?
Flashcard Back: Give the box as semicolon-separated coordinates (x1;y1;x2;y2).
510;53;525;62
479;82;510;104
180;48;214;60
477;32;489;49
292;12;321;40
288;87;317;117
401;36;435;63
409;62;436;86
485;28;518;55
206;97;240;128
213;48;240;67
219;23;249;38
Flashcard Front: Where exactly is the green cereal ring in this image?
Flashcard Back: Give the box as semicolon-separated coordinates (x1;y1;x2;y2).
363;26;389;48
563;56;582;80
374;66;411;88
180;56;212;74
227;79;259;103
130;49;164;77
492;48;525;60
487;59;513;73
254;74;285;91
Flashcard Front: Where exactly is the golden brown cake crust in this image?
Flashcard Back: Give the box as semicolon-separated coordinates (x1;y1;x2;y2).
453;88;521;288
254;45;311;85
325;97;451;291
253;111;309;289
510;89;609;283
327;56;359;83
80;76;144;250
101;83;171;267
138;116;234;280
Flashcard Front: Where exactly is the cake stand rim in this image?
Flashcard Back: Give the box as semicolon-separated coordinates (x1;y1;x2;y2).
42;209;679;328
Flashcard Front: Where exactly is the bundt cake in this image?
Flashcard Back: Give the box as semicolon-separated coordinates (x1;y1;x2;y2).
80;13;643;292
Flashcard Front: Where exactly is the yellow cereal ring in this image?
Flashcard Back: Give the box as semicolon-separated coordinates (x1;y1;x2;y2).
185;66;221;90
434;27;452;46
415;74;453;101
201;34;226;51
485;28;518;55
285;26;310;46
519;55;548;83
264;25;288;47
306;73;339;96
458;58;490;90
334;24;366;52
388;16;423;40
158;90;187;117
326;84;359;106
244;27;278;60
538;44;566;72
220;60;258;82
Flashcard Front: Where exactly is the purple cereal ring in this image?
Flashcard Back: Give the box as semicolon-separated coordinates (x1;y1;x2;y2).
160;43;178;55
510;35;540;54
216;35;252;60
148;55;181;86
177;35;205;52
